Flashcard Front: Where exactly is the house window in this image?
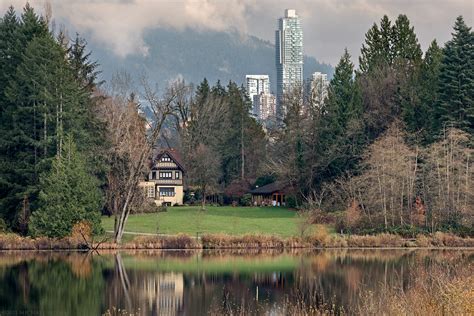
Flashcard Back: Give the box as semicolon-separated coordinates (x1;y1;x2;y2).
175;171;180;179
161;156;171;162
159;171;172;179
147;186;155;198
159;187;175;197
151;171;156;180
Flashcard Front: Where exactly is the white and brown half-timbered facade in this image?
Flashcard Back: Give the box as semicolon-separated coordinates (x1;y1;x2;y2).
140;149;185;206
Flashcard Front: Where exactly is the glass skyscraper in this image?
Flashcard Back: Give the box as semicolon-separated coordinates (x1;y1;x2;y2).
275;9;303;117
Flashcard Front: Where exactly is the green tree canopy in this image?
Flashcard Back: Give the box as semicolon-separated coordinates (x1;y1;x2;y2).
29;136;102;238
433;16;474;134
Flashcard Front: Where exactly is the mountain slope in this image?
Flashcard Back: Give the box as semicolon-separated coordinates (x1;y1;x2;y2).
90;28;333;91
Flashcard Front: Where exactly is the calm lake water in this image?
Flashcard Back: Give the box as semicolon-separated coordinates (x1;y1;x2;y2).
0;249;472;315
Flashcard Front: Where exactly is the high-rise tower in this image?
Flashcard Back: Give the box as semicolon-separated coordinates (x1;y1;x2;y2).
275;9;303;117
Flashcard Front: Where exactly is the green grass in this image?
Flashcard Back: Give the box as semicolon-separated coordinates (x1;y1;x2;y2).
102;206;300;237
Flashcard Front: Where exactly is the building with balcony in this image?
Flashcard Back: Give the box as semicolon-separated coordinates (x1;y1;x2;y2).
140;148;185;206
275;9;304;118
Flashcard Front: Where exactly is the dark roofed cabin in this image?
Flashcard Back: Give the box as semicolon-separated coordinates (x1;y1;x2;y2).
250;182;287;207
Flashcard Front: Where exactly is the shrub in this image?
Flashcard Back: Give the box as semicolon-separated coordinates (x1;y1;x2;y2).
310;226;331;247
70;221;93;248
131;198;160;214
286;195;298;208
157;205;168;212
308;209;340;225
415;234;431;247
239;193;252;206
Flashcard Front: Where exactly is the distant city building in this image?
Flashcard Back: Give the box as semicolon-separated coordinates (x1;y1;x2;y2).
245;75;275;120
254;93;276;121
275;9;304;118
246;75;270;98
309;72;329;107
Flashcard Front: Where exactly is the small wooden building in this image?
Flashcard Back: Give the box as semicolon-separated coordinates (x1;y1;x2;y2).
250;182;287;207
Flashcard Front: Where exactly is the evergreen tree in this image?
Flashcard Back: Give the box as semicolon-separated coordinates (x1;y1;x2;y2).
393;14;424;140
359;23;381;73
211;79;226;97
0;5;105;231
67;33;108;180
392;14;422;67
220;81;247;184
434;16;474;134
379;15;393;64
68;33;102;92
15;3;49;53
29;136;102;238
319;49;364;179
195;78;210;107
326;49;359;130
358;15;394;74
403;40;442;142
0;6;20;113
0;6;51;227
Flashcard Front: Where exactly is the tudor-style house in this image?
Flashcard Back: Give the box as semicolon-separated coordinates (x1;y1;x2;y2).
140;149;185;206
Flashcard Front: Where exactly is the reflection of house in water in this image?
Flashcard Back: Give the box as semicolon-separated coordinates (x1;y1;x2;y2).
140;273;184;315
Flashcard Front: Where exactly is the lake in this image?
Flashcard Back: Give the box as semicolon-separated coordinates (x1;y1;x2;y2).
0;249;472;315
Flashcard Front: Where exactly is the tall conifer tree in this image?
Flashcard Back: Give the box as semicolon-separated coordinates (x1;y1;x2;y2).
434;16;474;134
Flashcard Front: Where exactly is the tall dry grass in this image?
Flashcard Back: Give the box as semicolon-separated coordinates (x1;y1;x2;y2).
0;231;473;250
359;262;474;315
122;234;200;249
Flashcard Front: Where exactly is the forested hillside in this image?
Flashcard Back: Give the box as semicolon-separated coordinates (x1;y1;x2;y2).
89;28;333;91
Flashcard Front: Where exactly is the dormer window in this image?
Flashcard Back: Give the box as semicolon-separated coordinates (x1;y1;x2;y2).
161;156;171;162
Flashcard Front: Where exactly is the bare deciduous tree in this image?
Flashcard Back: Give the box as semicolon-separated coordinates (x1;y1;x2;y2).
99;73;182;243
340;123;419;228
422;128;473;231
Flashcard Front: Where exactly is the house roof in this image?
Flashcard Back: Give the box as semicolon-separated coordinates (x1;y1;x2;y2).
250;181;287;195
153;148;186;172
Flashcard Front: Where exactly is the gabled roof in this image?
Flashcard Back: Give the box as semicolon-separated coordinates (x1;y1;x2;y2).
250;181;287;195
153;148;186;172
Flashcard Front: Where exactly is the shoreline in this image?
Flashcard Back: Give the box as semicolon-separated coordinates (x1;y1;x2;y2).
1;246;474;253
1;232;473;250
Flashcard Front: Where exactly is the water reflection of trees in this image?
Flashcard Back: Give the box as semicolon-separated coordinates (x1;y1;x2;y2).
0;249;472;315
0;252;105;316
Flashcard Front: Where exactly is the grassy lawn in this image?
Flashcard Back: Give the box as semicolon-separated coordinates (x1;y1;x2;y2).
102;206;301;237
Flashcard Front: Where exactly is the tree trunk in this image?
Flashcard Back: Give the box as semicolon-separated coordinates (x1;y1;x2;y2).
113;111;169;244
201;185;206;211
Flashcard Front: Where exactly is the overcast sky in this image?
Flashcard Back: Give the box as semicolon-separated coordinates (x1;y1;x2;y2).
2;0;473;65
